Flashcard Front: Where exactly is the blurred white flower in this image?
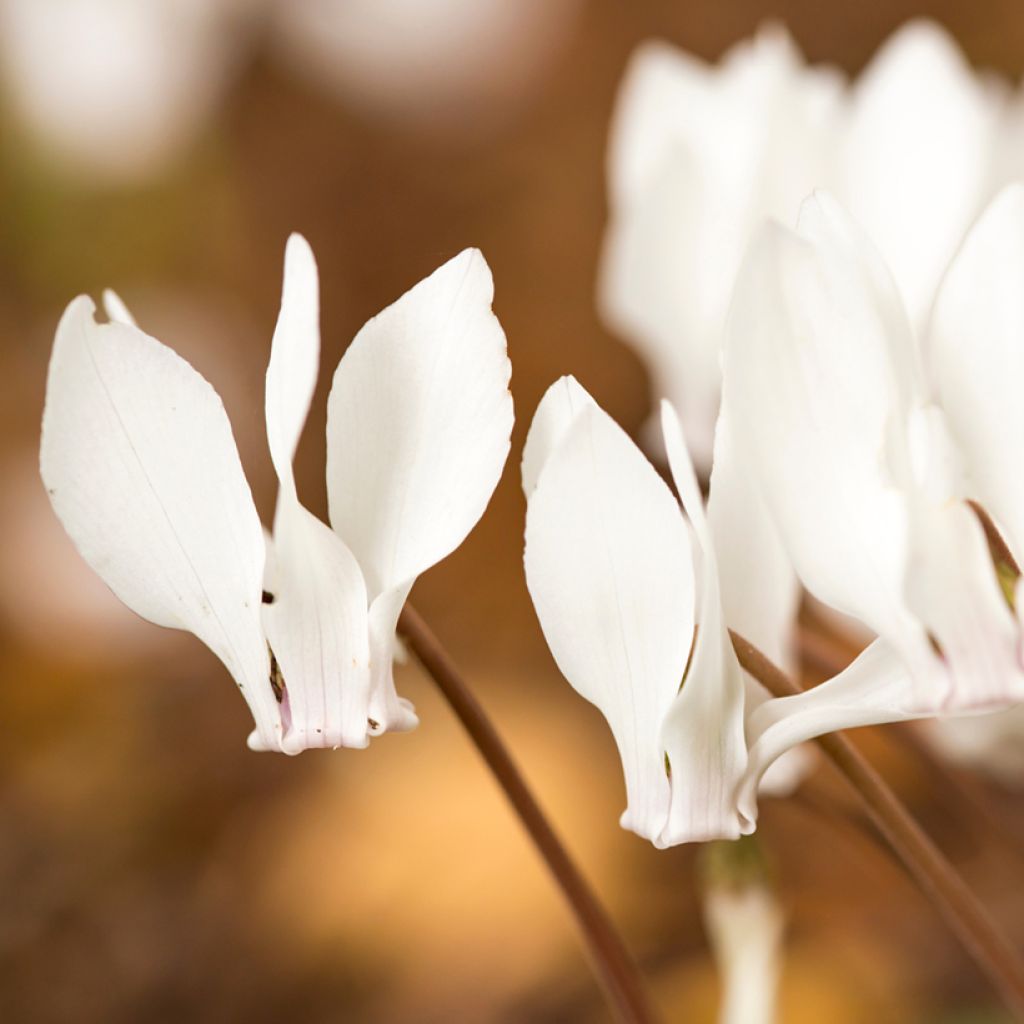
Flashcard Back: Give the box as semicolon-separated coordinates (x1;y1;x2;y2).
41;236;513;752
601;20;1011;469
271;0;582;131
0;0;252;183
724;185;1024;818
522;378;801;844
600;24;841;467
704;876;783;1024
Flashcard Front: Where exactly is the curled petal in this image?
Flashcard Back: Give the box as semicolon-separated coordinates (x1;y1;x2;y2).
524;400;695;842
326;248;513;602
40;297;279;747
736;640;916;829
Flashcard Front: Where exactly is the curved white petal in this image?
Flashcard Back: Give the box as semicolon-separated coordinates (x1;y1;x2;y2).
258;235;378;752
520;374;594;498
929;183;1024;567
524;401;695;842
658;402;747;844
40;296;279;747
723;193;920;647
266;233;321;491
326;248;513;601
257;502;372;752
839;20;1000;329
736;639;917;829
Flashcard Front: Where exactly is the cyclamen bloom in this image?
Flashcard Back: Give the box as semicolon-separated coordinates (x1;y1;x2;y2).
725;184;1024;817
41;237;513;753
521;378;795;844
601;19;1009;468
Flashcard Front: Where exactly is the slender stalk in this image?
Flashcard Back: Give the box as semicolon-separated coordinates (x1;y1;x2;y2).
730;629;1024;1018
397;603;658;1024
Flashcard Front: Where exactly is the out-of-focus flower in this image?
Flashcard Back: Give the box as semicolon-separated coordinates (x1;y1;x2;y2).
0;0;252;183
41;236;513;752
724;186;1024;818
521;377;799;844
925;707;1024;786
599;24;841;466
270;0;581;132
701;839;784;1024
601;20;1010;469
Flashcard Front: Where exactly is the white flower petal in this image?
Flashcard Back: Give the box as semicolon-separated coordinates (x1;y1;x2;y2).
707;407;798;672
723;193;920;647
524;400;695;842
520;374;593;498
265;233;321;491
258;502;372;752
367;584;419;736
839;20;1000;329
40;296;279;747
736;639;916;829
928;183;1024;567
326;248;513;601
658;402;747;843
102;288;136;327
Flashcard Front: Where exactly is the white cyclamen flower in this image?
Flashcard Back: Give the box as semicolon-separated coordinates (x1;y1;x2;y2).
600;20;1008;470
41;236;513;753
521;378;798;844
723;185;1024;820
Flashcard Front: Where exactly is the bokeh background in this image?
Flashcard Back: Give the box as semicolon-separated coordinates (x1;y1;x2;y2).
2;1;1024;1021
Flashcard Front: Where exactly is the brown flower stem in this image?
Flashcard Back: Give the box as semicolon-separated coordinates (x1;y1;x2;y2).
730;630;1024;1019
397;603;658;1024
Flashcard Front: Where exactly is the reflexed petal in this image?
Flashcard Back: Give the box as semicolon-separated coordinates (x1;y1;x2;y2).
659;402;747;843
524;401;695;842
258;501;372;752
723;193;919;645
326;248;513;601
520;374;593;498
839;20;999;329
928;183;1024;568
40;296;280;747
265;233;321;490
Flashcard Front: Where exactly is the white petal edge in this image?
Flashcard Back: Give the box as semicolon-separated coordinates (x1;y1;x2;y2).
40;296;280;748
524;399;695;842
326;247;513;602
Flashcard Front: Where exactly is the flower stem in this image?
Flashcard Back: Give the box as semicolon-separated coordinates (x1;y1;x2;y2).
730;629;1024;1018
397;603;658;1024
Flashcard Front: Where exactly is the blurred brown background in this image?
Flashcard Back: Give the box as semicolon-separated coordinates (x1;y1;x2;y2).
2;1;1024;1021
